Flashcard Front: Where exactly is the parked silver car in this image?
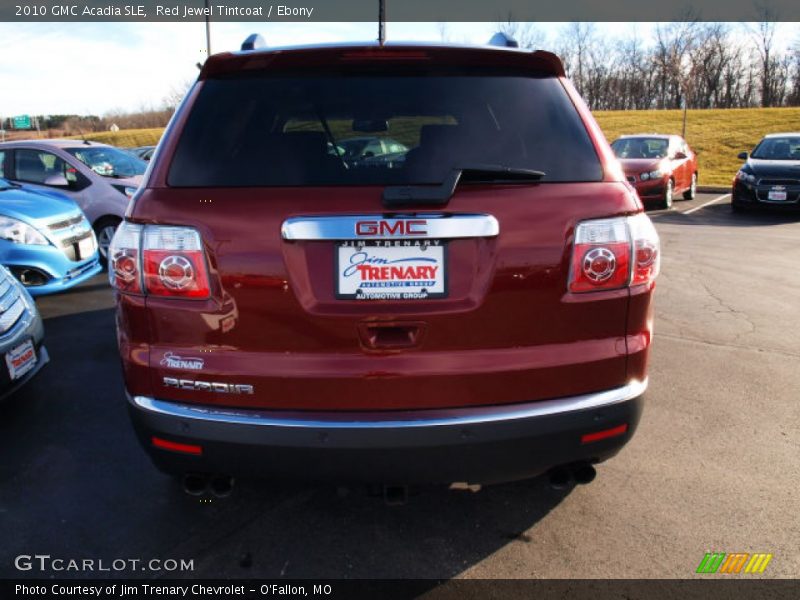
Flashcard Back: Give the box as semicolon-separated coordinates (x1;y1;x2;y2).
0;265;48;402
0;140;145;261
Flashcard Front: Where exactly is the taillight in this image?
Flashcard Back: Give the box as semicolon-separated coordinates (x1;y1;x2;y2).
628;213;660;286
109;221;142;294
568;213;659;293
109;223;210;299
143;227;210;298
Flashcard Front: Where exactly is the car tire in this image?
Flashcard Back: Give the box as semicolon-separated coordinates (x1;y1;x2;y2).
659;179;674;210
731;200;748;213
94;217;122;265
683;173;697;200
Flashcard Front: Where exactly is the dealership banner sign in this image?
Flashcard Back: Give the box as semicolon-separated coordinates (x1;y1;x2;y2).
3;0;800;21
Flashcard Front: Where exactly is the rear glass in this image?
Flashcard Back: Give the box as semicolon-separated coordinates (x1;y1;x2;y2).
168;73;603;187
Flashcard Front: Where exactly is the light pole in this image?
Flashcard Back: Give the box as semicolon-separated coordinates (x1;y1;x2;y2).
204;0;211;56
378;0;385;46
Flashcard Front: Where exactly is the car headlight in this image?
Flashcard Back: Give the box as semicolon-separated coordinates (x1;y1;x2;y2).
0;216;49;245
641;170;664;181
736;170;756;184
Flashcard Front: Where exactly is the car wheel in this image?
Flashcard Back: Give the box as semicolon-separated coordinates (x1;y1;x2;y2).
683;173;697;200
660;179;674;210
94;217;121;265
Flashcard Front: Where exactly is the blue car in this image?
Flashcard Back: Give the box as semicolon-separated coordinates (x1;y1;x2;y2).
0;178;101;295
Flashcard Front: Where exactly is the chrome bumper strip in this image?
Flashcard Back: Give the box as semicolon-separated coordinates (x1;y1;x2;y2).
131;379;646;430
281;213;499;241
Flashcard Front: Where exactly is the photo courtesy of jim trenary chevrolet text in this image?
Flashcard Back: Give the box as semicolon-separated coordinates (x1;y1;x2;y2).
1;0;799;598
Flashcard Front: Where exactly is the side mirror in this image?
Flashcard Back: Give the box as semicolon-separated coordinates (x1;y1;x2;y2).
738;151;748;160
673;151;687;160
44;174;69;187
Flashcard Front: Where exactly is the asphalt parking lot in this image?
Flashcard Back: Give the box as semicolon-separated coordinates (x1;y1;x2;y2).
1;192;798;580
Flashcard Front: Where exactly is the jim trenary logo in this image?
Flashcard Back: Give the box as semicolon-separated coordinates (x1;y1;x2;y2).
696;552;773;574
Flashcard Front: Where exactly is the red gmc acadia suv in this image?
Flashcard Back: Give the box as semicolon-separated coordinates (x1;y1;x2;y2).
110;36;659;492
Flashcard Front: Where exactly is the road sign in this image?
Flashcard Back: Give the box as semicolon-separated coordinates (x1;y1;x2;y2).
13;115;31;129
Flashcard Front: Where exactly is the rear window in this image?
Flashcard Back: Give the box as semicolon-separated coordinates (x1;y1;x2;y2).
168;73;603;187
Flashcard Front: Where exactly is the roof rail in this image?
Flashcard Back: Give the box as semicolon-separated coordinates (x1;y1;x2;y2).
241;33;266;51
488;32;519;48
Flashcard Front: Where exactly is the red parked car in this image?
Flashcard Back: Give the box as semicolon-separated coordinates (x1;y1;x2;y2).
110;36;660;495
611;134;698;209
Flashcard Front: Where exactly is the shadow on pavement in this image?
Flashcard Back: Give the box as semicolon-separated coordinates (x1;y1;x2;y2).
652;202;800;227
0;302;574;580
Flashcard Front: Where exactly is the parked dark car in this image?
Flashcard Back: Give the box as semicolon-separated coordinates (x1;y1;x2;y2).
110;37;660;492
611;134;698;209
732;133;800;212
0;264;48;402
0;140;146;261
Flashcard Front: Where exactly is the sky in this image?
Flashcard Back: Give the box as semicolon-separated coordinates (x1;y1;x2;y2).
0;21;796;117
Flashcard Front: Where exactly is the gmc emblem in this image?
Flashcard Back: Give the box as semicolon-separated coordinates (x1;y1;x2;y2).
355;219;427;236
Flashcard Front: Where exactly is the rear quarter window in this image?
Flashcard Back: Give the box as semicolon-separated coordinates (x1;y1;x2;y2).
168;72;603;187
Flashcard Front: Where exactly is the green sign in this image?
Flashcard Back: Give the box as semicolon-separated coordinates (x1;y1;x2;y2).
13;115;31;129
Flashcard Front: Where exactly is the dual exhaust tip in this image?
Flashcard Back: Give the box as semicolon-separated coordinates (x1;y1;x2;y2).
548;462;596;489
183;473;235;498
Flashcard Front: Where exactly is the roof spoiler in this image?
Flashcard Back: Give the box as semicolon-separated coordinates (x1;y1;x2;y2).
241;33;266;51
488;32;519;48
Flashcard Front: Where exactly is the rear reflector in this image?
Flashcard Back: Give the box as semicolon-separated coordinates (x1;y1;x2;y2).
151;436;203;455
581;423;628;444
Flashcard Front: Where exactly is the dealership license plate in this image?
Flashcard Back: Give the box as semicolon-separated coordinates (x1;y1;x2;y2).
768;188;788;201
78;236;96;259
336;241;447;300
5;339;36;381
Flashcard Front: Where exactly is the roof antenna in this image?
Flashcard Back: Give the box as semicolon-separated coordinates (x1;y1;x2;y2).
378;0;386;46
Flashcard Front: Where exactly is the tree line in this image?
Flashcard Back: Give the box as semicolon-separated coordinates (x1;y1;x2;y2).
495;21;800;110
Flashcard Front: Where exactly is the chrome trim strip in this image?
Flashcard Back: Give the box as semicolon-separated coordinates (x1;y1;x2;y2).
281;213;499;241
132;379;646;430
0;298;26;335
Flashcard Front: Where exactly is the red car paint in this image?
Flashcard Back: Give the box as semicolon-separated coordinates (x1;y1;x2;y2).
611;134;699;207
112;42;659;484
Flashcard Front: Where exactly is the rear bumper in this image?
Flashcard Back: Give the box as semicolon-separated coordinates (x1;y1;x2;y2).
128;379;645;484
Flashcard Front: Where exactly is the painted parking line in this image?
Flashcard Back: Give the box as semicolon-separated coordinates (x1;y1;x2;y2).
682;193;731;215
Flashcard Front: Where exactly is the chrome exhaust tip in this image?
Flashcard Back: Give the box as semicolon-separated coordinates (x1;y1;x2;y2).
183;473;208;496
209;475;235;498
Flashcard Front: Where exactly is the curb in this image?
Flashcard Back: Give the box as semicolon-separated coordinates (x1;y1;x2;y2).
697;186;730;194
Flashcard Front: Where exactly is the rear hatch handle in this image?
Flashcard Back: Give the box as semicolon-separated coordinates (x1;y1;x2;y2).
382;164;545;208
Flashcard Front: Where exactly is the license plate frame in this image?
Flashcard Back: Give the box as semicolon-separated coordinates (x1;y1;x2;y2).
767;188;788;202
335;240;448;300
5;339;36;381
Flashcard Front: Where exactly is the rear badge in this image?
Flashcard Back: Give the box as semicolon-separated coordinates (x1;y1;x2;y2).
160;352;204;370
163;377;254;395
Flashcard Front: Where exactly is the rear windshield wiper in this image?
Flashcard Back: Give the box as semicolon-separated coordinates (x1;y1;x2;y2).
383;164;545;207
